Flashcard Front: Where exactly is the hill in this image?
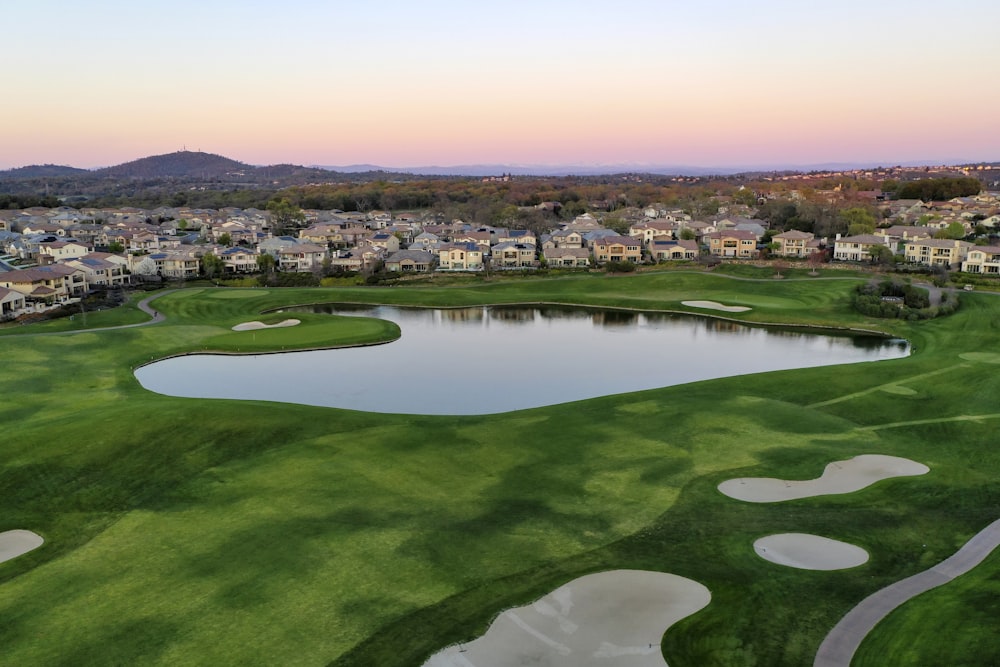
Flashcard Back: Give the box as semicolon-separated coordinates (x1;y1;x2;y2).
94;150;252;179
0;164;90;179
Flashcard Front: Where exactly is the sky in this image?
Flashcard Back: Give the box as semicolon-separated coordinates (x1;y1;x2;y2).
3;0;999;170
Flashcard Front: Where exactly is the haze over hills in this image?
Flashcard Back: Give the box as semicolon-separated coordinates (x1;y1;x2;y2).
2;150;998;183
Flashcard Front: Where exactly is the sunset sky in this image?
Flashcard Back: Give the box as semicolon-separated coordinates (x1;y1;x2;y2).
4;0;998;170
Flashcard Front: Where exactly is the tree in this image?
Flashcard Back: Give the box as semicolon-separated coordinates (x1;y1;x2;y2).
679;227;697;241
841;207;876;236
934;222;967;240
108;241;125;253
201;252;225;279
868;244;895;266
266;199;306;236
217;233;232;246
257;252;276;275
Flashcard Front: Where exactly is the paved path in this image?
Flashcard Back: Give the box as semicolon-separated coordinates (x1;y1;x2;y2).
814;517;1000;666
0;290;174;338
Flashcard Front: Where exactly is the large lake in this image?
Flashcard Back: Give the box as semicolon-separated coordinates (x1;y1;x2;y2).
135;305;909;415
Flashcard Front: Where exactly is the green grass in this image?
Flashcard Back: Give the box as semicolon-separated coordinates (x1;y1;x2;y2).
1;271;999;666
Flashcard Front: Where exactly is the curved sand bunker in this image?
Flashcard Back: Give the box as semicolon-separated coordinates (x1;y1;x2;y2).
424;569;710;667
0;530;44;564
718;454;929;503
231;318;300;331
754;533;869;571
681;300;751;313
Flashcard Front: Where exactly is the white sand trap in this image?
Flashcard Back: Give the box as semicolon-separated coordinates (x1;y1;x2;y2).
754;533;869;571
718;454;929;503
681;300;751;313
424;569;710;667
0;530;44;564
231;318;300;331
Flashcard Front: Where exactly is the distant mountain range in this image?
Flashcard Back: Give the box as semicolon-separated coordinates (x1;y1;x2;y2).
2;151;997;183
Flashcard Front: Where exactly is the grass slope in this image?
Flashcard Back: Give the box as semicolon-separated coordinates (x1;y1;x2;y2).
1;272;998;666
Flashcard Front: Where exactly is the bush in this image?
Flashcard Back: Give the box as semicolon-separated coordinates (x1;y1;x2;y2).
851;279;953;320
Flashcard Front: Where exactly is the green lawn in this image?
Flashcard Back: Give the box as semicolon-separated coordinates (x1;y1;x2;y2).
1;272;998;666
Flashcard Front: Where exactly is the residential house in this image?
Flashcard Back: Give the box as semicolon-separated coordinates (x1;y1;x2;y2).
38;241;90;263
545;229;585;249
629;221;677;244
140;248;205;278
903;239;973;269
0;287;27;320
366;232;401;254
64;254;129;287
706;230;759;258
496;229;537;246
649;239;699;261
491;242;538;269
385;249;436;273
410;231;441;252
0;265;88;302
216;247;259;273
771;230;816;258
542;247;590;268
452;230;493;254
961;246;1000;274
590;235;642;264
832;234;892;262
437;243;484;271
277;242;327;272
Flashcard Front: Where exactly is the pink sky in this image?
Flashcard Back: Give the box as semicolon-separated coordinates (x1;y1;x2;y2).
3;0;998;170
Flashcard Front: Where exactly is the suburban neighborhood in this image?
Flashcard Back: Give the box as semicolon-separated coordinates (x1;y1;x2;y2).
2;182;1000;322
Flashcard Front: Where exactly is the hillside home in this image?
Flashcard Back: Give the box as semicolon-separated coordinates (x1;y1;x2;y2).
366;232;401;254
385;249;436;273
437;243;484;271
542;247;590;267
0;265;87;302
706;230;759;258
903;239;973;269
491;242;538;269
0;286;27;320
649;239;699;261
216;247;260;273
771;230;816;258
832;234;892;262
546;229;585;248
37;240;91;263
277;243;327;272
961;246;1000;274
591;235;642;264
64;254;129;287
629;221;677;244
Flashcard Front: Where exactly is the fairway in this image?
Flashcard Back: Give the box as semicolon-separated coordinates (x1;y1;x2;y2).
2;270;999;666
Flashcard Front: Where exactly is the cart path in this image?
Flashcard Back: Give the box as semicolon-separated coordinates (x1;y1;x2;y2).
0;290;174;338
814;517;1000;667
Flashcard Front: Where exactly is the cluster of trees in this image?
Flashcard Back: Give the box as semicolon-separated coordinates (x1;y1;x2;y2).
0;194;62;209
852;279;957;320
884;177;981;201
756;200;873;238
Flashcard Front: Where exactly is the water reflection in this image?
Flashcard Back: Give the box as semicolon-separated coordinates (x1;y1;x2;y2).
135;305;909;415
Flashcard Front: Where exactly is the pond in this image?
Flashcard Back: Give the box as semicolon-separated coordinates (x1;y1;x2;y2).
134;305;909;415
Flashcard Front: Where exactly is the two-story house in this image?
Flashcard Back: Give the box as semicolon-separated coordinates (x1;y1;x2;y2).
706;230;759;258
590;235;642;264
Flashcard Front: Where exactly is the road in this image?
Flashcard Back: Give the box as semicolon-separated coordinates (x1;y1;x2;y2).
814;517;1000;666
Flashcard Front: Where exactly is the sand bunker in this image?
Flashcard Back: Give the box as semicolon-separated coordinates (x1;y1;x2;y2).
718;454;929;503
754;533;869;571
681;300;751;313
0;530;44;564
231;319;300;331
424;569;710;667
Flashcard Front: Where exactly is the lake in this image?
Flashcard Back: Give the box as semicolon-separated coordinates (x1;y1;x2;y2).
134;305;909;415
